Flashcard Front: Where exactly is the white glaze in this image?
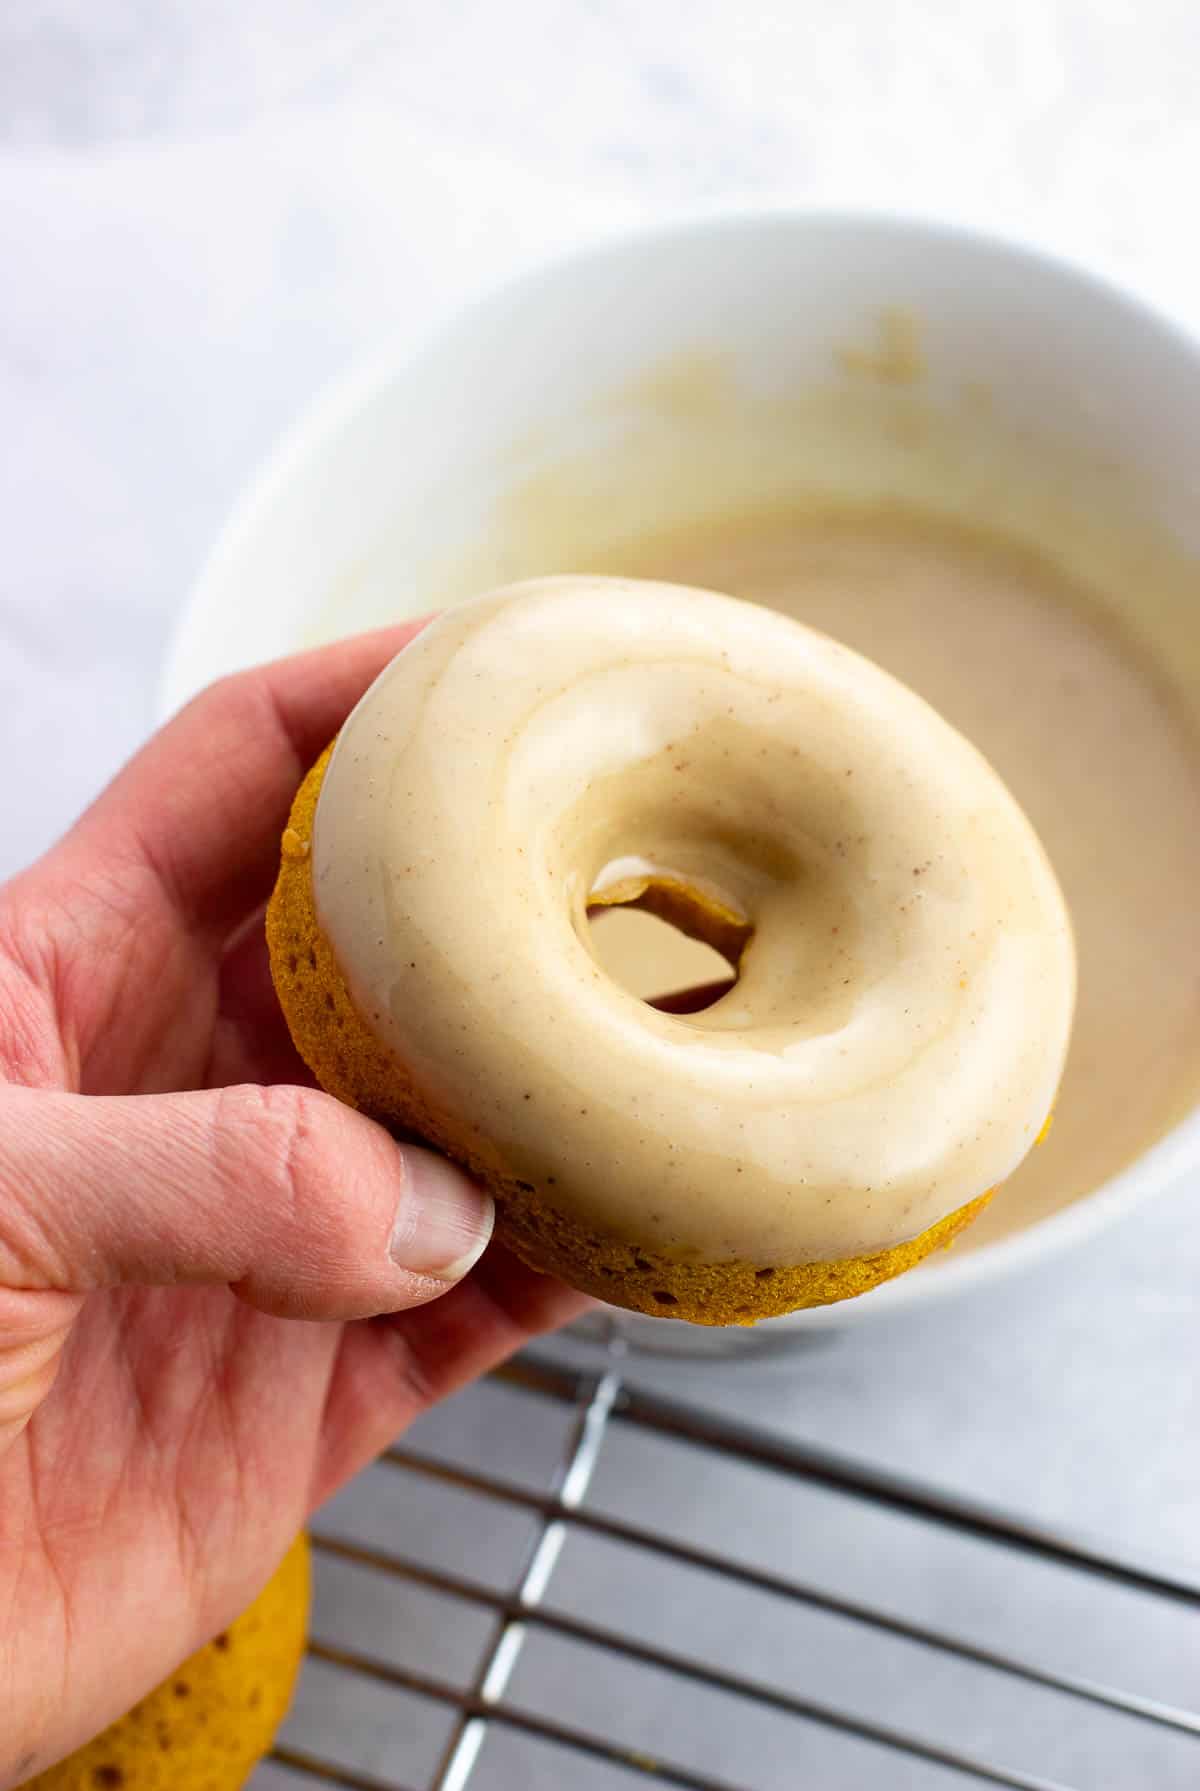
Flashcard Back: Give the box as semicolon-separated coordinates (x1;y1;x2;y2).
313;577;1075;1265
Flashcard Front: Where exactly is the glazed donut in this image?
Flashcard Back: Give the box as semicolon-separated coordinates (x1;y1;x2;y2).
268;577;1074;1323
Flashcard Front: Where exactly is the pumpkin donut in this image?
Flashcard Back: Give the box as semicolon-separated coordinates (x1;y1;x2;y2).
268;578;1074;1323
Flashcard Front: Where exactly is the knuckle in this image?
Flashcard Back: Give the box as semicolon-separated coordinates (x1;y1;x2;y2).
189;668;295;770
211;1085;394;1312
216;1082;361;1234
185;668;259;729
213;1082;308;1198
0;1090;61;1286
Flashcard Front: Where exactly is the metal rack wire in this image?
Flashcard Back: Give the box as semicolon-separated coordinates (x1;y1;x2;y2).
267;1344;1200;1791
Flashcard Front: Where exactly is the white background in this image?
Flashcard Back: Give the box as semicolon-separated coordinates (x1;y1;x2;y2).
4;3;1200;874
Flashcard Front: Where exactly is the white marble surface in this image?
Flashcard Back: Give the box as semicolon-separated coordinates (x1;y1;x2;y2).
2;7;1198;1788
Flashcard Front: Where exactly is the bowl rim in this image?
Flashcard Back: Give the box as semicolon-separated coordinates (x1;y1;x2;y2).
161;202;1200;1325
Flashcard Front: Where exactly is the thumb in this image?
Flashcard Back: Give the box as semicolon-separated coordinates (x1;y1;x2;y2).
0;1082;494;1320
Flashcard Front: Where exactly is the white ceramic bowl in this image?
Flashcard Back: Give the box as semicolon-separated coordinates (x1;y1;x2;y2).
162;210;1200;1328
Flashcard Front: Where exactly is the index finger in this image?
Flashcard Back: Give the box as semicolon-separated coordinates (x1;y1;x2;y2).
68;619;430;940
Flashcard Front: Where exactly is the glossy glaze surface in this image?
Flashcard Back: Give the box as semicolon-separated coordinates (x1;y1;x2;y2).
313;577;1074;1264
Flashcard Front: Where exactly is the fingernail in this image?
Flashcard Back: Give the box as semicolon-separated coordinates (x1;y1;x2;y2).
390;1146;494;1281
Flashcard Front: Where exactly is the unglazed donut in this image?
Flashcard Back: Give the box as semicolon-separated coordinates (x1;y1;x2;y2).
267;577;1075;1323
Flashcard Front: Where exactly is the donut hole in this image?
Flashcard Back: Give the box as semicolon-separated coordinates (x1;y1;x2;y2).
586;874;750;1013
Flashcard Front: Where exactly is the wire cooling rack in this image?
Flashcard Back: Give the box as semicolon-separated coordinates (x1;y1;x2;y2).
258;1339;1200;1791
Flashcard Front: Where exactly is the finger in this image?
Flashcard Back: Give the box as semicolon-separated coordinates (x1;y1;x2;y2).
59;619;430;942
0;1286;81;1453
312;1245;590;1507
0;1082;493;1322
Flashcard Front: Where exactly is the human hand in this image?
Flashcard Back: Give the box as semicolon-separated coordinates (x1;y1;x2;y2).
0;626;585;1785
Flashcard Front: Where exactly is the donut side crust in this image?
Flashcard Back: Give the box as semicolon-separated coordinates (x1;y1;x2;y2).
266;748;993;1326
